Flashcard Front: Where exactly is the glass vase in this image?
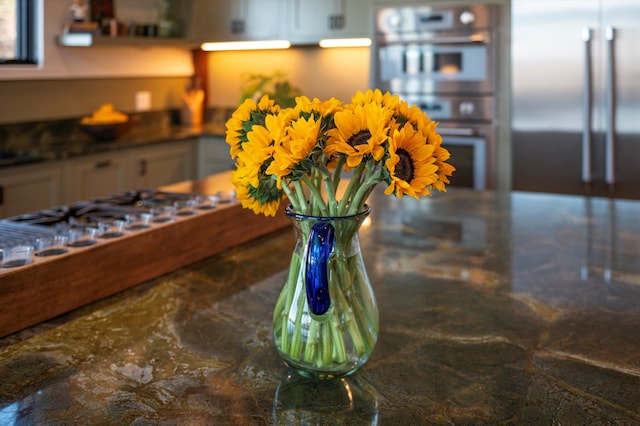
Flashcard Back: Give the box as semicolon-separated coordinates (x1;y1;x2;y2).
273;205;379;379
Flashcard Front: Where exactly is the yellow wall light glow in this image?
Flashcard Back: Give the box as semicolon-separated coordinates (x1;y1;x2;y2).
200;40;291;51
318;38;372;48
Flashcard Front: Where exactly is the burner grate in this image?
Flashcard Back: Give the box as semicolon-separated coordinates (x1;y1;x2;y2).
0;221;57;250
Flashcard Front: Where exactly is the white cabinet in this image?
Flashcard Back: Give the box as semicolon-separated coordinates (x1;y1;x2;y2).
194;0;283;42
287;0;372;44
132;141;197;189
64;152;130;203
0;163;64;218
197;136;235;178
64;140;197;202
0;140;197;217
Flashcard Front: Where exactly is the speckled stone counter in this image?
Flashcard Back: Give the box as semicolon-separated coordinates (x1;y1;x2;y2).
0;110;228;168
1;188;640;425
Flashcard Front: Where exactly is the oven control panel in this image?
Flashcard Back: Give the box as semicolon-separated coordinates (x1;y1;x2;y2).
376;5;498;36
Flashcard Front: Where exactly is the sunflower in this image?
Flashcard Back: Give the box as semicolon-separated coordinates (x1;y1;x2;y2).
351;88;400;110
232;114;285;216
224;88;454;218
294;96;343;118
389;99;430;132
233;168;283;217
267;113;321;187
384;123;439;199
432;143;456;192
325;102;391;169
416;116;455;192
225;95;279;159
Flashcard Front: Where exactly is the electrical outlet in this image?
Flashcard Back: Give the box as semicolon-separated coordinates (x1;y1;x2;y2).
135;91;151;111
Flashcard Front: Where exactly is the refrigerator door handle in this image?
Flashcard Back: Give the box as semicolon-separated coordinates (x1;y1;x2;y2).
605;26;616;190
582;27;593;186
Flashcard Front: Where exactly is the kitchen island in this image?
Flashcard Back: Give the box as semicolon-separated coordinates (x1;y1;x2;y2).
1;186;639;425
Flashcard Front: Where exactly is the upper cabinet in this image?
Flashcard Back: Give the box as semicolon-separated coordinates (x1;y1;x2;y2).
194;0;283;42
286;0;372;44
194;0;371;45
59;0;373;47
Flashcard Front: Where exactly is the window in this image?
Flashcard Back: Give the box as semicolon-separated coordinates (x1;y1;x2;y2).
0;0;37;65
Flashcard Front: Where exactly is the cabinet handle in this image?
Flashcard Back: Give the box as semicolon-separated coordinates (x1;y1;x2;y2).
0;185;3;206
139;159;147;177
329;14;344;30
231;19;245;34
95;160;112;168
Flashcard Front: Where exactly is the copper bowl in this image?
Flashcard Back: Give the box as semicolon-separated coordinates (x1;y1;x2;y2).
79;120;132;142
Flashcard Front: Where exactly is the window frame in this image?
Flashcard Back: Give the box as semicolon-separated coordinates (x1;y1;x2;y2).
0;0;38;65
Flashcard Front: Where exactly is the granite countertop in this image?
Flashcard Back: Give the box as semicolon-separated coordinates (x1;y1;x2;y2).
0;112;228;169
1;187;640;424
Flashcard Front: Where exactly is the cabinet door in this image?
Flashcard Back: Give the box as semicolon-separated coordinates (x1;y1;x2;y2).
194;0;282;42
288;0;371;44
197;136;235;178
0;163;63;218
134;141;196;189
66;153;130;202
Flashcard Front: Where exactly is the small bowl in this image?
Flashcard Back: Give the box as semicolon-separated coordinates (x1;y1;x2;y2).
80;120;132;142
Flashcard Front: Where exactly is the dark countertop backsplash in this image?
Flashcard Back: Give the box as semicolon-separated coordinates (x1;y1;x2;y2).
0;108;232;169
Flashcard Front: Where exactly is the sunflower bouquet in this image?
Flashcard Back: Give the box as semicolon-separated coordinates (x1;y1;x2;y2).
225;88;454;218
225;88;454;377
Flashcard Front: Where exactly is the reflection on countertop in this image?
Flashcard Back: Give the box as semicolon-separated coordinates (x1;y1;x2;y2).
1;187;639;424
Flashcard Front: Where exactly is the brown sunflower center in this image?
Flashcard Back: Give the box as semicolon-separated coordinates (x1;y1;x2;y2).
395;148;415;182
347;130;371;147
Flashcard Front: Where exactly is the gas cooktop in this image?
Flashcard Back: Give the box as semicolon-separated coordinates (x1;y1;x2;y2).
0;189;233;269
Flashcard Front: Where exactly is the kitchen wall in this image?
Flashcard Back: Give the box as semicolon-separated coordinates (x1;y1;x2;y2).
0;0;193;123
0;0;370;124
205;46;371;108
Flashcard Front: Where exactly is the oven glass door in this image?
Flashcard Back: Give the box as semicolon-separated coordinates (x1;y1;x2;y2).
441;136;486;191
378;42;492;94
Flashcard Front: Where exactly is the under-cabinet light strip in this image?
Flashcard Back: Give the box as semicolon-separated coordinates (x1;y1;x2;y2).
200;40;291;51
318;38;372;48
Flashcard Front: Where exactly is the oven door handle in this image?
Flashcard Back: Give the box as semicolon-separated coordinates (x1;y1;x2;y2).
427;34;487;44
437;127;484;137
381;33;488;45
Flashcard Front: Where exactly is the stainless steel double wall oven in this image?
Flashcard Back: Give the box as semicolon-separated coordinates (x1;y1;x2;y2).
372;4;501;190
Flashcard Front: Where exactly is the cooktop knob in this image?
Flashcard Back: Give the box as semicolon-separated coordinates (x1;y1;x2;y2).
387;13;402;28
459;11;475;25
459;101;475;116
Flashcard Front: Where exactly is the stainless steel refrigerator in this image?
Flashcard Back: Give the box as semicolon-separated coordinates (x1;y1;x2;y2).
511;1;640;199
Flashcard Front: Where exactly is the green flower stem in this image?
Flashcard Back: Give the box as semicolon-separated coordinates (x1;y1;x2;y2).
288;276;307;360
292;181;309;214
338;162;366;216
282;183;302;214
332;156;346;191
303;319;319;362
331;256;367;356
345;255;377;352
347;169;382;215
329;314;347;363
320;321;332;366
274;254;300;352
275;251;302;354
301;175;329;216
325;175;338;216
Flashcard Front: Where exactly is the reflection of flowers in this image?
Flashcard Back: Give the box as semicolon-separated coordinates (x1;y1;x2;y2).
225;88;455;218
239;70;302;109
